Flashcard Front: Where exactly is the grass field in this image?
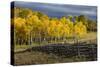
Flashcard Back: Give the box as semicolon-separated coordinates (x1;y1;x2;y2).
14;32;97;52
14;51;88;65
13;32;97;65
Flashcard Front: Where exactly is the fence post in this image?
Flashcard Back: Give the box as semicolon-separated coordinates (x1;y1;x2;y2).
77;38;81;58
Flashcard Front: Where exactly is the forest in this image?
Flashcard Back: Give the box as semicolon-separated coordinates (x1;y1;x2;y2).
11;7;97;46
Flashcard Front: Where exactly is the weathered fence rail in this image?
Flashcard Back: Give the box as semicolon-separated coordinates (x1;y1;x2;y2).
25;42;97;61
15;41;97;61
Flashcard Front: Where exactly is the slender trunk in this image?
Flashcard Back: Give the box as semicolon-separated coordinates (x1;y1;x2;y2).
55;37;56;43
30;32;31;45
28;34;30;45
14;31;16;45
29;32;32;45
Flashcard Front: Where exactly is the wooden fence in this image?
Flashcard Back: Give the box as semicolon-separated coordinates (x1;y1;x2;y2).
27;42;97;61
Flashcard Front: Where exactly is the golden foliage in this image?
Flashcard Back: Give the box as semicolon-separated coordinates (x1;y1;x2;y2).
12;7;88;42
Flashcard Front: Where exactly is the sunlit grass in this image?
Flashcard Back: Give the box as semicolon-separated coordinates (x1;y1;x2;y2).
14;32;97;52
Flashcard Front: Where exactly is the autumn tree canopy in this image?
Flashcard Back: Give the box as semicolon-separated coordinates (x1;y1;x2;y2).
11;7;96;45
